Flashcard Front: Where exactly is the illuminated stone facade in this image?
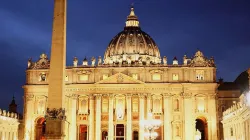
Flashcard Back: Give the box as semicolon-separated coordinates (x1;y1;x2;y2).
222;94;250;140
216;80;241;139
22;3;219;140
0;109;19;140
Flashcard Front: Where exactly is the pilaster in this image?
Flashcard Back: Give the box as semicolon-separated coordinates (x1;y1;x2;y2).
108;94;114;139
139;94;145;140
126;94;132;140
146;93;151;117
163;93;172;140
183;93;194;140
69;94;78;140
95;94;102;140
88;95;95;140
24;94;34;140
208;94;217;140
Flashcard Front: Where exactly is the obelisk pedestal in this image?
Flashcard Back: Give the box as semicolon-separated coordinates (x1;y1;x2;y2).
45;0;67;139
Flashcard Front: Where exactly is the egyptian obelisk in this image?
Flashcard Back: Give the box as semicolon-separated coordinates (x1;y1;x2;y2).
45;0;67;139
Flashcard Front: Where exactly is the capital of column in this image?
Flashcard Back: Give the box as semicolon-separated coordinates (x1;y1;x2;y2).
108;94;115;99
88;94;95;100
139;93;146;99
181;92;192;99
94;94;102;100
162;93;172;98
25;94;34;101
209;94;216;99
69;94;79;100
126;93;132;99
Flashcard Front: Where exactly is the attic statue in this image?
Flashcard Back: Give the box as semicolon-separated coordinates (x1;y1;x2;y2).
73;57;78;67
91;57;96;66
183;55;188;65
98;56;102;65
127;56;132;65
28;58;32;68
163;56;167;65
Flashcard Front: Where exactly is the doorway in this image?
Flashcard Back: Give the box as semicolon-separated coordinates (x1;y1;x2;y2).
79;125;88;140
133;131;138;140
102;131;108;140
116;124;125;140
195;117;208;140
35;117;46;140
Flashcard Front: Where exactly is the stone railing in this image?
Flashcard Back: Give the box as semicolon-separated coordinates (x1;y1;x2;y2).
0;108;18;119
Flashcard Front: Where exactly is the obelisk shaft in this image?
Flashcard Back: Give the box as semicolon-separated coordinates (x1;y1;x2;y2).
46;0;67;139
48;0;67;109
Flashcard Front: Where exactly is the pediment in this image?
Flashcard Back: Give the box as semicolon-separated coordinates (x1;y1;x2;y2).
95;73;144;84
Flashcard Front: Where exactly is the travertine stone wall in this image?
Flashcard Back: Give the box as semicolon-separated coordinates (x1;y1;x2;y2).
0;109;19;140
222;94;250;140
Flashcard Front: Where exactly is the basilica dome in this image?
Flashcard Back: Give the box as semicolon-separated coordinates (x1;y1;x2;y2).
103;6;161;65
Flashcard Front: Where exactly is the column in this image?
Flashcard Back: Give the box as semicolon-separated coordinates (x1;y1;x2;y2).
24;94;34;140
223;124;227;140
9;131;13;140
88;95;95;140
70;94;78;140
2;131;5;140
147;93;151;115
139;94;145;140
108;94;114;139
183;93;194;140
95;94;102;140
14;131;18;140
5;130;9;140
163;93;172;140
126;94;132;140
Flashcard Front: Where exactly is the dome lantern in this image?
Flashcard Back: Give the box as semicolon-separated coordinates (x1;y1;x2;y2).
125;5;139;27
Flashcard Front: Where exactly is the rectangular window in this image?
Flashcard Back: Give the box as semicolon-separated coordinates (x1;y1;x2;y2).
196;70;204;80
65;75;69;81
152;73;161;81
132;74;138;80
79;75;88;81
173;74;179;81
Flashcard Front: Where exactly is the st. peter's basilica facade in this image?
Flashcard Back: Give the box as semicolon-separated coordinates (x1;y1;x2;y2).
23;5;220;140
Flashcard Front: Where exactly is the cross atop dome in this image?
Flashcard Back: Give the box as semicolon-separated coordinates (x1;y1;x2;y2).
126;5;139;27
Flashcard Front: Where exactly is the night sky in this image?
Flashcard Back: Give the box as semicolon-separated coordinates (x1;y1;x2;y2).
0;0;249;113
